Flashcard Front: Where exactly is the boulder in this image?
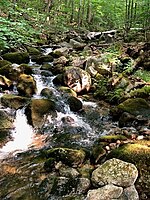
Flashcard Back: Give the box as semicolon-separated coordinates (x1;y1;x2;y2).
87;184;123;200
0;110;14;130
36;55;53;64
64;67;91;93
2;52;29;64
91;158;138;187
1;94;29;110
69;39;86;50
16;74;37;97
52;47;69;57
67;96;83;112
0;64;20;81
44;147;86;167
0;60;11;68
25;98;56;128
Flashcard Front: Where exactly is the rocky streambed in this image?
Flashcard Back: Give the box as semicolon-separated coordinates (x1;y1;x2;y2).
0;38;149;200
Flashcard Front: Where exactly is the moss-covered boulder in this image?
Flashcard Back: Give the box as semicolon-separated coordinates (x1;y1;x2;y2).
36;55;53;64
2;52;29;64
129;85;150;99
18;64;33;75
67;96;83;112
16;74;36;97
25;98;56;128
1;94;29;109
111;98;150;120
59;86;77;97
26;46;41;55
44;147;86;167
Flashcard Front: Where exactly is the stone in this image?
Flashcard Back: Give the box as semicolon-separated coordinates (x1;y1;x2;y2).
91;158;138;187
2;52;29;64
16;74;37;97
87;184;123;200
64;67;91;93
67;96;83;112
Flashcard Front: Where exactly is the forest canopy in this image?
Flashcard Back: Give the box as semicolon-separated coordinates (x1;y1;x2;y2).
0;0;149;49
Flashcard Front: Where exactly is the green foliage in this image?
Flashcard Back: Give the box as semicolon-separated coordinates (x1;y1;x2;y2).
134;70;150;82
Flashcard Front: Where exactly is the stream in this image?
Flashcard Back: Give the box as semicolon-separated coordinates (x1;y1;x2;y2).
0;56;113;159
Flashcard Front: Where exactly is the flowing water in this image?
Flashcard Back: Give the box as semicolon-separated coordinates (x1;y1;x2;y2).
0;61;110;159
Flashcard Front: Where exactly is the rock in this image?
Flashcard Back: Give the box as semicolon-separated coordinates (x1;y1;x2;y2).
25;98;56;128
45;148;86;167
69;39;86;50
76;178;91;194
91;158;138;187
2;52;29;64
59;86;77;97
119;185;139;200
59;165;80;178
52;47;69;57
16;74;37;97
1;94;29;109
26;46;41;55
40;87;54;99
0;64;20;81
53;56;68;65
111;98;150;120
87;184;123;200
67;96;83;112
0;60;11;68
0;75;13;90
64;67;91;93
106;140;150;199
0;110;14;130
36;55;54;64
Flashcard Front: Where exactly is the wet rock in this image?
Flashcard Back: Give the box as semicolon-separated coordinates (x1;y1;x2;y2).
40;87;54;99
25;98;56;128
16;74;37;97
36;55;54;64
91;158;138;187
0;75;13;90
87;184;123;200
2;52;29;64
0;64;20;81
26;46;41;55
53;74;64;85
40;63;53;71
1;94;29;109
59;86;77;97
44;148;86;167
64;67;91;93
18;64;33;75
67;96;83;112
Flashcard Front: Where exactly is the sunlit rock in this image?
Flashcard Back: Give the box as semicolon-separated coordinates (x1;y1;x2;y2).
17;74;37;97
91;158;138;187
64;67;91;93
0;75;13;90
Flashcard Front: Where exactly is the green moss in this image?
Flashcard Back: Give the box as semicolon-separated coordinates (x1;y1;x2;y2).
98;135;127;143
134;70;150;82
2;52;29;64
44;158;56;172
0;60;11;68
106;140;150;166
129;86;150;98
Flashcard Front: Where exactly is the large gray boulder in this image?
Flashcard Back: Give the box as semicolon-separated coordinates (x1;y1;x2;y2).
91;158;138;187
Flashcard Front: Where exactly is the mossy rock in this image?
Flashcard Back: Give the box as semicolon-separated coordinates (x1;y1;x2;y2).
26;46;41;55
0;60;11;68
19;64;33;75
0;75;13;90
129;86;150;99
0;110;14;130
45;148;86;167
53;74;64;85
17;74;37;97
1;94;29;109
97;135;128;143
36;55;53;64
59;86;77;97
67;96;83;112
43;158;56;172
0;64;20;81
2;52;30;64
111;98;150;119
